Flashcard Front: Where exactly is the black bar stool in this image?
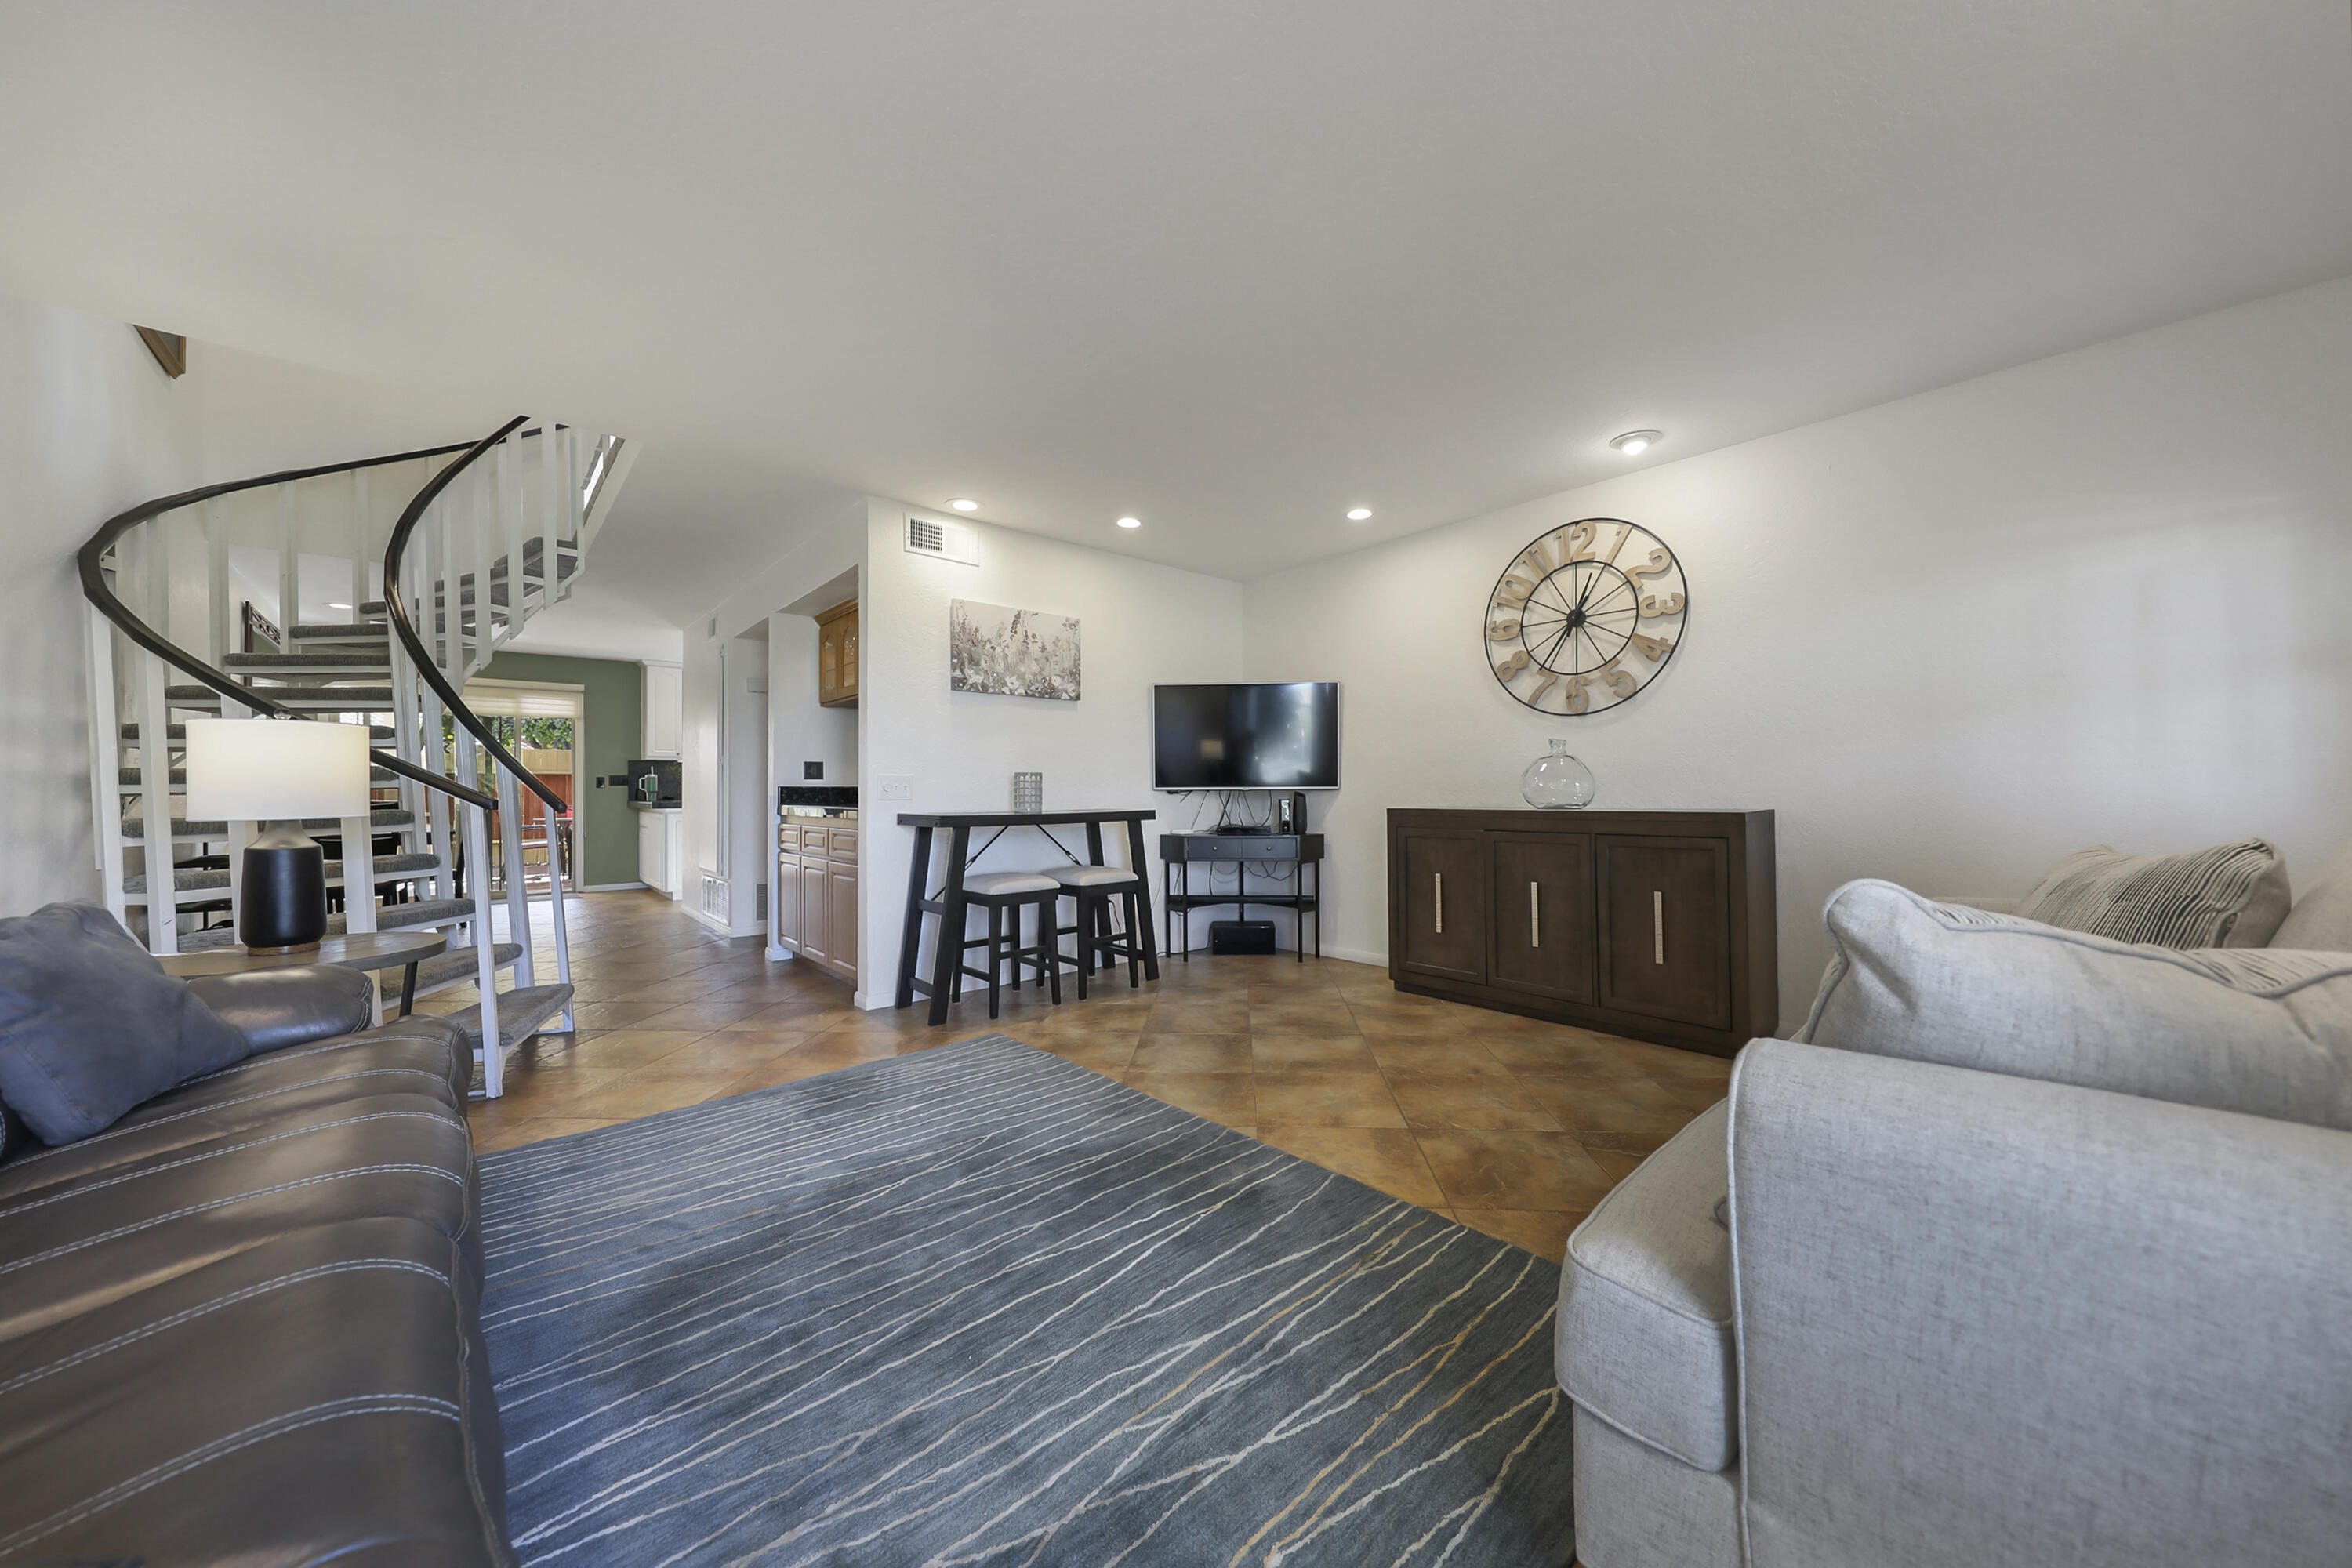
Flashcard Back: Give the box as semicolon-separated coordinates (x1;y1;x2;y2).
949;872;1063;1019
1049;865;1146;999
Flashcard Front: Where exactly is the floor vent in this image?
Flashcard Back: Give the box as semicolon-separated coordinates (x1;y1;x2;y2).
904;515;978;564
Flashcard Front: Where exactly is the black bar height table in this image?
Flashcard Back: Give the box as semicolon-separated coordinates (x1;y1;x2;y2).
895;810;1160;1025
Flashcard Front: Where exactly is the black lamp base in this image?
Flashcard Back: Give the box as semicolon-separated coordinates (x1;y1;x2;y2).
239;822;329;953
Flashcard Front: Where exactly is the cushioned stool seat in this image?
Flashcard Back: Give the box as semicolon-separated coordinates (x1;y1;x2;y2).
964;873;1058;895
1049;865;1138;888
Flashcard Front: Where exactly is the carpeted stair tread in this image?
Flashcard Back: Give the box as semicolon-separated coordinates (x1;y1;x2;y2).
120;764;398;788
167;684;396;708
123;808;416;840
125;851;439;896
220;652;392;670
411;942;524;993
445;983;573;1054
121;723;395;741
285;622;390;641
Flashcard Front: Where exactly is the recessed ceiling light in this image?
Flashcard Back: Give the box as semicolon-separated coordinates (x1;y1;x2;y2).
1610;430;1663;456
1345;507;1373;521
949;498;980;512
328;601;352;610
1116;516;1142;529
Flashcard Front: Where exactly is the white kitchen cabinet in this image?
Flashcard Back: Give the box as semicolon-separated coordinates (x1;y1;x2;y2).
775;819;857;981
641;661;684;758
637;808;684;898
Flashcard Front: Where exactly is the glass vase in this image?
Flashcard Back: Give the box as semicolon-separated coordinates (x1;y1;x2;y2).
1521;740;1595;809
1011;771;1044;815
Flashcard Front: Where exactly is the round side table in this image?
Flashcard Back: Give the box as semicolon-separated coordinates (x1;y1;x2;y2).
161;930;450;1021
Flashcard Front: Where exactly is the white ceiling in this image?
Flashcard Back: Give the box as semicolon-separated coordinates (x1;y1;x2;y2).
3;2;2348;622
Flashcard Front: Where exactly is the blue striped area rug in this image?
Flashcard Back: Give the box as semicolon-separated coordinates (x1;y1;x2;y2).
477;1035;1575;1566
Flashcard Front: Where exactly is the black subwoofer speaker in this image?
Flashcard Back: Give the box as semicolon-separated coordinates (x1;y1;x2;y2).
1208;919;1278;956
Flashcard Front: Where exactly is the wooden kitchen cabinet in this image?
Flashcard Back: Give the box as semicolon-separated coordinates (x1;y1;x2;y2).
776;818;858;982
1387;809;1773;1057
816;599;859;708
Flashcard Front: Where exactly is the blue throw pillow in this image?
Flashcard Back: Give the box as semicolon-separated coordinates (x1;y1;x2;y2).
0;903;249;1145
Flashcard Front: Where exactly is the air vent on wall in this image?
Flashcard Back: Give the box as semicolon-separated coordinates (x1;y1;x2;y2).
904;514;979;564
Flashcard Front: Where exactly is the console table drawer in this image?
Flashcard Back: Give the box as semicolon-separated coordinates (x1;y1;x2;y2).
1178;833;1301;860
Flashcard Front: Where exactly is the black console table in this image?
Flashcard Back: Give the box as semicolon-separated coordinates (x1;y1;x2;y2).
1160;833;1325;961
895;810;1160;1024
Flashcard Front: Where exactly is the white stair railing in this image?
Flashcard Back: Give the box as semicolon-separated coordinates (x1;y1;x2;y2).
79;420;626;1098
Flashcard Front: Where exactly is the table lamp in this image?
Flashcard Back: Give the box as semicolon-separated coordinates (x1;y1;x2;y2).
183;717;373;952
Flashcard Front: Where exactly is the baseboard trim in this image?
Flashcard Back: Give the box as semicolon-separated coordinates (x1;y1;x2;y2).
580;881;650;893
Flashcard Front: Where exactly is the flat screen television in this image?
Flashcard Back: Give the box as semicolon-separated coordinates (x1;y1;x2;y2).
1153;683;1339;790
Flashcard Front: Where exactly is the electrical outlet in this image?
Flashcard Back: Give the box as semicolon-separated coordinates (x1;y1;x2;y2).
803;761;824;780
873;771;914;802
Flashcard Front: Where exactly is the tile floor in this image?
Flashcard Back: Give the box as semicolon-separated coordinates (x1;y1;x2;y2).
445;890;1731;1262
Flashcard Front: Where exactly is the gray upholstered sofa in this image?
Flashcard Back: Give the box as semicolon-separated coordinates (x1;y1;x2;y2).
1558;846;2352;1567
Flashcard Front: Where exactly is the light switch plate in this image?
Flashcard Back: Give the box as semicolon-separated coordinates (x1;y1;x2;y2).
873;771;914;802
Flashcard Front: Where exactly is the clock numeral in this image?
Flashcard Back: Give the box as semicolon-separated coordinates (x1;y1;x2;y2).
1639;590;1685;619
1605;666;1638;699
1495;649;1531;679
1495;574;1540;608
1486;618;1523;640
1629;631;1674;662
1528;669;1560;702
1627;546;1676;594
1564;520;1599;562
1518;539;1554;577
1560;673;1593;713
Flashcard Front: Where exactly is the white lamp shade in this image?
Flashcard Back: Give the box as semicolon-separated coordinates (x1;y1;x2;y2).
183;719;373;822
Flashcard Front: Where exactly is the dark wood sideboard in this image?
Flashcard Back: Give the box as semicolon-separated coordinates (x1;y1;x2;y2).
1386;808;1776;1057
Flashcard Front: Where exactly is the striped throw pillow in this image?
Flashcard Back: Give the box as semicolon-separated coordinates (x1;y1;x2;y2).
2016;839;2290;949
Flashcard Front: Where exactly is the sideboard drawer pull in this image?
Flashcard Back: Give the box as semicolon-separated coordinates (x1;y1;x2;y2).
1653;890;1665;965
1530;880;1541;948
1434;871;1444;934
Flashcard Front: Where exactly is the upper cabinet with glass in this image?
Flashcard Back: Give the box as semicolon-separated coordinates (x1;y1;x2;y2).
817;599;858;708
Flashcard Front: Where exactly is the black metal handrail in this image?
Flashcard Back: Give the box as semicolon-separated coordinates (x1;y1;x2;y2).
380;416;568;814
79;439;498;811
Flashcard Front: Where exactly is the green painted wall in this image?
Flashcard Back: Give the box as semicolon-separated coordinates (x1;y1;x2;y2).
474;651;644;887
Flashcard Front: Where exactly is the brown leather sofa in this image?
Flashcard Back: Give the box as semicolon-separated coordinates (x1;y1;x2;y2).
0;965;514;1566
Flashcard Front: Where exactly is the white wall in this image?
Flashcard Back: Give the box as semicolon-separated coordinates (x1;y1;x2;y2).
768;611;858;790
0;291;563;915
0;296;205;912
1244;274;2352;1027
503;582;687;665
681;502;865;935
861;500;1247;1006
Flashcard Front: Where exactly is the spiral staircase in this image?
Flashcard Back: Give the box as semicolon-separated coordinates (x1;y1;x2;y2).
79;419;635;1096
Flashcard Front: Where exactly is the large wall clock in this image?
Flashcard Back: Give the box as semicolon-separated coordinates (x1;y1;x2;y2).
1483;517;1687;715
